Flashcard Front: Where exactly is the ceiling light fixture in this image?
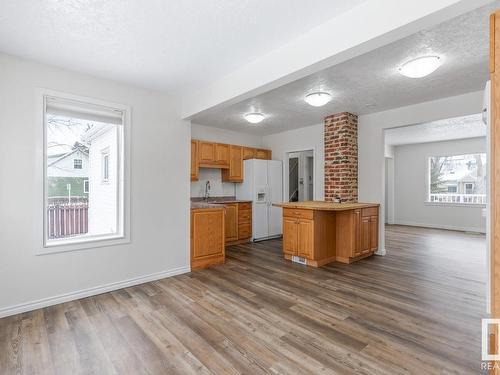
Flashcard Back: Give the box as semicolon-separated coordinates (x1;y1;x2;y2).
398;56;441;78
244;112;265;124
304;91;332;107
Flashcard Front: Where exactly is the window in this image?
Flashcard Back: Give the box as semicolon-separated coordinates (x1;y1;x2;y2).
101;150;110;183
74;159;83;169
43;93;128;251
428;153;486;205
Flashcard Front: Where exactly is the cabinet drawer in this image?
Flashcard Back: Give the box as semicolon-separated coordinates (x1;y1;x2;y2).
238;202;252;210
238;223;252;239
238;209;252;224
283;208;314;220
362;207;378;217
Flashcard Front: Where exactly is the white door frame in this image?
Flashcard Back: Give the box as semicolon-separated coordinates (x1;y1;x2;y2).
282;147;317;202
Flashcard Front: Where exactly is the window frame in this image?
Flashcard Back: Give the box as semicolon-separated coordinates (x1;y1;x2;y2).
101;149;110;183
84;179;89;194
426;152;486;207
35;89;131;255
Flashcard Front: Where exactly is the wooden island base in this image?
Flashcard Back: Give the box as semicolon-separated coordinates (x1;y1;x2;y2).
275;201;380;267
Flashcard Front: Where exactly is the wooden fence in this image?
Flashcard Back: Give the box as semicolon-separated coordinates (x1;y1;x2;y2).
47;204;88;239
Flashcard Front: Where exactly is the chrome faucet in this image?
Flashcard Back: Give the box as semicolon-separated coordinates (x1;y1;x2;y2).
204;181;211;201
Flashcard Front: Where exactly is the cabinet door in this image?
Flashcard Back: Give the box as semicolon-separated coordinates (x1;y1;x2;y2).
255;148;271;160
243;147;255;160
215;143;230;166
360;216;371;255
369;215;378;251
190;140;198;181
283;218;298;255
198;141;216;164
224;204;238;242
222;145;243;182
297;219;314;259
353;209;361;257
191;210;224;259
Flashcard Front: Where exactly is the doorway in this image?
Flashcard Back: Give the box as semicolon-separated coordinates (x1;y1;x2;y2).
286;150;314;202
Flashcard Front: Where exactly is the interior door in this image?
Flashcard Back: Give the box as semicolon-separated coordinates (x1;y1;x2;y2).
268;160;283;237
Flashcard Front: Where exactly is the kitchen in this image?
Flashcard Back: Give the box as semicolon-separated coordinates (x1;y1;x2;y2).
190;123;380;270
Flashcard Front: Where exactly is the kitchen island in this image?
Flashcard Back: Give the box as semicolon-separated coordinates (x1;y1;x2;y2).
273;201;380;267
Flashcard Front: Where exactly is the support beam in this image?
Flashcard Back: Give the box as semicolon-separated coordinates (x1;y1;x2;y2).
182;0;492;119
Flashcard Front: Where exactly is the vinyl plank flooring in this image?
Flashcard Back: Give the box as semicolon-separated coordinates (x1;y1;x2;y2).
0;225;487;374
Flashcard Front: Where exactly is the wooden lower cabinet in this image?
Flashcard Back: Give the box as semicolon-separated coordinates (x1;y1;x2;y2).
336;207;379;263
191;207;225;270
214;201;252;245
224;203;238;242
282;209;335;267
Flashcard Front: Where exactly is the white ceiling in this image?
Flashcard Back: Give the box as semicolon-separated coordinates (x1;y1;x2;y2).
384;114;486;146
0;0;365;94
191;1;499;135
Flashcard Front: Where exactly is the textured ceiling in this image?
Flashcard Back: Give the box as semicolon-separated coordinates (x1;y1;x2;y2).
0;0;365;94
191;1;499;136
384;114;486;146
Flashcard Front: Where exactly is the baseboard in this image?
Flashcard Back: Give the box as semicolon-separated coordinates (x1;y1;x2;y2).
394;220;486;234
0;266;191;319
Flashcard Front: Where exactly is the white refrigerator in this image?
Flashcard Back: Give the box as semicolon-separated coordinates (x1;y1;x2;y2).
236;159;283;241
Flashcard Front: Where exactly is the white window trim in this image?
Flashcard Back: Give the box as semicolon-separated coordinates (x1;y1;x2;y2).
84;179;89;194
35;89;131;255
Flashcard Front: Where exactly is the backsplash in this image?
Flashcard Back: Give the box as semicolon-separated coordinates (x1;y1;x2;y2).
191;168;236;197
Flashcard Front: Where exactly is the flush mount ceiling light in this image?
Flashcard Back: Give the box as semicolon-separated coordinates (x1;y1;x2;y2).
304;91;332;107
244;112;265;124
398;56;441;78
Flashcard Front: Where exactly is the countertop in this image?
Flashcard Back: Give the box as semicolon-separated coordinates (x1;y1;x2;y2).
273;201;379;211
190;201;226;210
191;197;252;204
190;197;252;210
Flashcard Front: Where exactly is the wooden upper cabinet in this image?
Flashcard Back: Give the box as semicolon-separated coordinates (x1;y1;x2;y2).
224;203;238;242
215;143;230;167
222;145;244;182
198;141;216;164
191;140;199;181
243;147;272;160
243;147;256;160
255;148;272;160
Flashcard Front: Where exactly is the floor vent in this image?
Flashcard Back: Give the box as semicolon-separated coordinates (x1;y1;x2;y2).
291;256;307;265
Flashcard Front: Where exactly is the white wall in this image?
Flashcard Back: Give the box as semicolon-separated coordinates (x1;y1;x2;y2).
263;123;324;201
0;53;190;316
358;90;484;253
191;123;264;197
393;137;486;232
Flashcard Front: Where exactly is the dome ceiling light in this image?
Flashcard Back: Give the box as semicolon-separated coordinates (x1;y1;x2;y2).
398;56;441;78
304;91;332;107
244;112;265;124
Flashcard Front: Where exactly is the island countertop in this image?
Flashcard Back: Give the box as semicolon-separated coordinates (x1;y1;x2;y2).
273;201;379;211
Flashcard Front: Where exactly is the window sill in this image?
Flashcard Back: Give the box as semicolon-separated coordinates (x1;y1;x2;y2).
424;201;486;208
38;234;130;255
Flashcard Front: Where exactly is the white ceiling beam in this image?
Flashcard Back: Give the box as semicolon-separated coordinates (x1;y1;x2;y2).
181;0;493;119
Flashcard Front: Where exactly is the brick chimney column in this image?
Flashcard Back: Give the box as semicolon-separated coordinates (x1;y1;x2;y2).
324;112;358;203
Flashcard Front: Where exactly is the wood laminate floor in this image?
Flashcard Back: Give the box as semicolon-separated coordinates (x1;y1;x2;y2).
0;225;487;374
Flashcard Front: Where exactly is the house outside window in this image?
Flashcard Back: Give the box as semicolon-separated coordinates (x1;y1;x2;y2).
74;158;83;169
42;92;129;253
428;153;486;205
